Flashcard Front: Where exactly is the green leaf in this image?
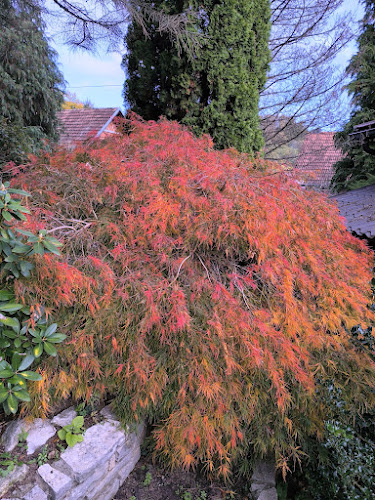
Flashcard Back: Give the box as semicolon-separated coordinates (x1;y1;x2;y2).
7;393;18;414
6;264;20;279
33;343;43;358
19;371;42;381
7;375;24;384
12;245;31;254
45;333;66;344
18;355;35;371
11;385;24;392
42;240;61;255
44;323;58;337
76;434;84;443
20;261;33;277
43;342;57;357
46;236;63;247
4;255;17;262
0;290;14;301
28;329;41;338
15;229;34;237
0;369;14;378
32;242;44;255
8;188;31;197
11;352;22;370
12;205;30;214
13;389;30;402
57;429;66;440
0;315;20;331
3;330;17;339
14;338;22;348
0;302;23;312
1;232;10;243
72;416;84;428
0;338;10;348
2;211;13;222
26;235;39;243
66;432;78;447
3;398;11;415
0;387;9;403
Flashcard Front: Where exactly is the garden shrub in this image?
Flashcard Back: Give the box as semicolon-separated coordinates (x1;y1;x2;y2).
8;117;375;478
288;394;375;500
285;324;375;500
304;418;375;500
0;183;65;415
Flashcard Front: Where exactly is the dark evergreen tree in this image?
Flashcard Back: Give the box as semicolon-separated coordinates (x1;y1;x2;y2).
0;0;64;166
332;0;375;192
123;0;270;154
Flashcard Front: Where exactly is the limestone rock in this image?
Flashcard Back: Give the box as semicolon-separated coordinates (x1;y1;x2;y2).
0;414;144;500
25;419;56;455
251;461;276;488
1;421;27;452
258;488;278;500
89;442;140;500
38;463;72;500
51;407;77;428
60;420;126;483
91;477;120;500
251;482;266;496
99;404;118;422
250;461;277;500
1;419;56;455
59;467;104;500
0;464;29;497
22;485;48;500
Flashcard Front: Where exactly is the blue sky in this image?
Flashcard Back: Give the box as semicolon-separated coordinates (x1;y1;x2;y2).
51;45;124;109
47;0;364;111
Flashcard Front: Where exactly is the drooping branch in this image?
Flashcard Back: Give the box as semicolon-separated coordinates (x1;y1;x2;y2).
48;0;198;52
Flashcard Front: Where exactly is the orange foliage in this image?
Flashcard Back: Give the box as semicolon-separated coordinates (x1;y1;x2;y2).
10;117;375;476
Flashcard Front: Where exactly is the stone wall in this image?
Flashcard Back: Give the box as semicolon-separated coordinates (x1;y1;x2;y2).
250;461;278;500
0;406;144;500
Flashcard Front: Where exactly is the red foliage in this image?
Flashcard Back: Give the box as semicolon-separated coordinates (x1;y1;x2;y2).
12;118;375;477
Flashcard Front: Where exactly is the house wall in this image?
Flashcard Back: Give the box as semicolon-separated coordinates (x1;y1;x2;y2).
100;122;118;139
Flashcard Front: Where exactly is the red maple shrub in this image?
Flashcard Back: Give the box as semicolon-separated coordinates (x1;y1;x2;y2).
9;117;375;477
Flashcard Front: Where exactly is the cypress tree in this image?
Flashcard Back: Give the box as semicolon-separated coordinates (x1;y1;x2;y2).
0;0;64;166
332;0;375;191
123;0;271;154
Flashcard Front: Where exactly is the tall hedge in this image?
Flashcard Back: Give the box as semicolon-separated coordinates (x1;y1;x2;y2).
0;0;64;166
332;0;375;191
123;0;270;153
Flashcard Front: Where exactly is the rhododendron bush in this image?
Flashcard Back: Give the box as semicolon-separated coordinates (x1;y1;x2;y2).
9;118;375;477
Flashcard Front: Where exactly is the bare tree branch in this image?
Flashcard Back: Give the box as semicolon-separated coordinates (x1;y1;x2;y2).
46;0;198;52
261;0;361;161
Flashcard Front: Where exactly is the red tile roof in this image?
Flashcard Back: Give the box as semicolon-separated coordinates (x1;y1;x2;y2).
57;108;122;147
294;132;343;191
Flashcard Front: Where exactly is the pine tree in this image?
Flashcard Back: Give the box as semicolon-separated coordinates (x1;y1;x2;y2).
123;0;270;154
0;0;64;166
332;0;375;192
